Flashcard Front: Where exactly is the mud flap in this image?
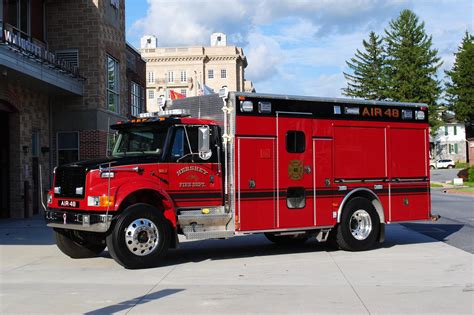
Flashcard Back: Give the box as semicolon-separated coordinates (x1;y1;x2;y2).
379;223;385;243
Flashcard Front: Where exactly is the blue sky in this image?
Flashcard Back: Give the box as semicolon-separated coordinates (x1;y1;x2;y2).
125;0;473;98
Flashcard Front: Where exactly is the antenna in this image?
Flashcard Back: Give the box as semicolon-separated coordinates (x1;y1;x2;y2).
106;117;110;157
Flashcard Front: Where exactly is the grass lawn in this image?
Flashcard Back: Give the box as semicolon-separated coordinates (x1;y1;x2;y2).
430;183;444;188
451;187;474;193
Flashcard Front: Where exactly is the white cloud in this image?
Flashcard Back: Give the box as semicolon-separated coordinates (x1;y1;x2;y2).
129;0;474;96
245;32;284;82
303;73;346;97
131;0;251;46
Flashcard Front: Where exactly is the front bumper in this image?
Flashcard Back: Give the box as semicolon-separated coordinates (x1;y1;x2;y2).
45;209;113;233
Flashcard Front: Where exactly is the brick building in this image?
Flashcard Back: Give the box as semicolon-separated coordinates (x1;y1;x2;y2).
0;0;145;218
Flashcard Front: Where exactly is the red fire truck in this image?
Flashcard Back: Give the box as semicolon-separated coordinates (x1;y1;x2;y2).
45;90;432;269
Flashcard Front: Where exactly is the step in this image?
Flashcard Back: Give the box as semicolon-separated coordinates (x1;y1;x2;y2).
178;213;232;226
183;230;235;240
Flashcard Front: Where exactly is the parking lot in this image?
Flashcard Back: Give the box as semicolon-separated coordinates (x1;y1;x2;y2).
0;216;472;314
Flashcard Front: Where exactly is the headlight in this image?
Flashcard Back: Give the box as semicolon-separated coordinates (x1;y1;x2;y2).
47;193;53;205
88;196;100;206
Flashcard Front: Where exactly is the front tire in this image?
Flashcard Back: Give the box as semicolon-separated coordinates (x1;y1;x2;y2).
335;197;380;251
106;203;171;269
54;229;106;258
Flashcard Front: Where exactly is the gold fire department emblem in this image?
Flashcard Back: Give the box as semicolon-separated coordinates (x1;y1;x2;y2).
288;160;303;180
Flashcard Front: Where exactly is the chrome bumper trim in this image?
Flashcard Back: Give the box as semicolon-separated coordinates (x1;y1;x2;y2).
45;209;113;233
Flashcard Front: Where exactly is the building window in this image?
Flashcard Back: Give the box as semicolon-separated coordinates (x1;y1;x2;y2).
208;69;214;79
107;55;120;113
449;144;459;154
180;89;187;97
453;125;457;136
131;82;143;117
148;89;154;99
6;0;30;36
148;71;155;83
221;69;227;79
56;49;79;69
180;71;187;83
167;71;174;83
444;126;448;136
57;132;79;166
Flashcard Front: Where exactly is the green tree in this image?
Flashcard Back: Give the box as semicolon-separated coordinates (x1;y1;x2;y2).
343;31;386;100
384;9;443;134
445;32;474;123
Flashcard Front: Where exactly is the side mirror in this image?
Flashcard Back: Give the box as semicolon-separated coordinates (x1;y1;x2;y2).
198;126;212;160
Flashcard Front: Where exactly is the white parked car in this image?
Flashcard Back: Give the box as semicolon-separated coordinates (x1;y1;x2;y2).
430;159;455;169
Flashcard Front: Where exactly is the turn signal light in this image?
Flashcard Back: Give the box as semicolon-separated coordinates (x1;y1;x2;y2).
100;196;114;207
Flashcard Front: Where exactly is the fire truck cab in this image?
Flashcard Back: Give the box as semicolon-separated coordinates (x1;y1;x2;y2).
45;91;432;269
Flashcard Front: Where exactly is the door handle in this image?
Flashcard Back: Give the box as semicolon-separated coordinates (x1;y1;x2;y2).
248;179;256;189
304;166;311;174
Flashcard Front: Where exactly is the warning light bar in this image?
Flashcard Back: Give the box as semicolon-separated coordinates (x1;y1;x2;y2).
138;109;191;119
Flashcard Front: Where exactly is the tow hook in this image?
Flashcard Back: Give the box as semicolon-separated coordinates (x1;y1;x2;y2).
430;214;441;222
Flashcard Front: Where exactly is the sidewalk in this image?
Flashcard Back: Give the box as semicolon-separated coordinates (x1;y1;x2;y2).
0;217;473;314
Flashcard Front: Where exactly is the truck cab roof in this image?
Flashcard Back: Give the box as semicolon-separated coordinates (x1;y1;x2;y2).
111;109;217;130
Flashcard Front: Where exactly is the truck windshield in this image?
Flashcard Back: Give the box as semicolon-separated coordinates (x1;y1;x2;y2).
112;127;168;157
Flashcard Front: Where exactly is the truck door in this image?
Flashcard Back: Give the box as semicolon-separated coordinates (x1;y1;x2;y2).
166;125;223;208
277;114;314;229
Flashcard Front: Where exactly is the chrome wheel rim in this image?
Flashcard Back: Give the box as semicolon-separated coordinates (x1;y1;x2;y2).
125;218;159;256
350;210;372;240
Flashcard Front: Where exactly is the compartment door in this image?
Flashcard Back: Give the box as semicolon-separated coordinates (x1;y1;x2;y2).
237;137;276;231
277;114;314;229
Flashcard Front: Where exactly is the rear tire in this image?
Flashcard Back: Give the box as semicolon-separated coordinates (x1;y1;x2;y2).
336;197;380;251
106;203;171;269
54;229;106;258
264;233;308;245
447;165;453;169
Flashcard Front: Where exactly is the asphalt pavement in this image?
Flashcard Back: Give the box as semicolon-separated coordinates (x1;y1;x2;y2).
403;188;474;254
1;212;473;314
430;167;463;183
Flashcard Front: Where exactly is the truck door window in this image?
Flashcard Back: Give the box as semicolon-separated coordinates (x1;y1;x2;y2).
169;125;219;163
286;131;305;153
170;126;199;162
171;127;185;158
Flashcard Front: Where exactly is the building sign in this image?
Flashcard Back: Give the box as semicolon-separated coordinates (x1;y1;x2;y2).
1;27;80;77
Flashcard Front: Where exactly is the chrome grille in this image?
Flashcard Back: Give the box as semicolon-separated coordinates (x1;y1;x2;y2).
54;167;86;198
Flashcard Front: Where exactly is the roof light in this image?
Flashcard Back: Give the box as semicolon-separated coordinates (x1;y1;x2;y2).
240;101;253;112
138;109;191;119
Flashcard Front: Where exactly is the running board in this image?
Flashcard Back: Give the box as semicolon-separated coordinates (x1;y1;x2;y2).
183;230;235;240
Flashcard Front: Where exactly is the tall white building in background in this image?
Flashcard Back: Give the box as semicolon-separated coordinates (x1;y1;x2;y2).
140;33;255;112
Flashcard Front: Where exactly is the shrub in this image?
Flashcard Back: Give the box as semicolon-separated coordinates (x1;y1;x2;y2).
457;168;469;180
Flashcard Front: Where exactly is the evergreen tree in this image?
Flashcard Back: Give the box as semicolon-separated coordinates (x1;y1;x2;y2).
343;31;386;100
384;9;443;134
445;32;474;123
